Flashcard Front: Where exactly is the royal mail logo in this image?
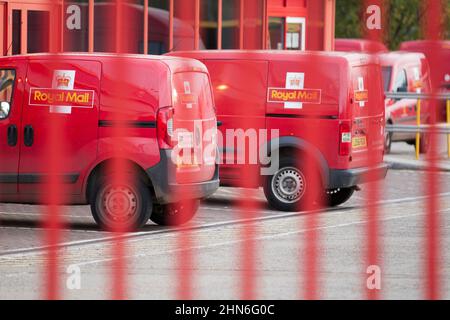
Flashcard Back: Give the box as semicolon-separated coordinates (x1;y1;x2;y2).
267;88;322;104
29;88;94;108
354;90;369;103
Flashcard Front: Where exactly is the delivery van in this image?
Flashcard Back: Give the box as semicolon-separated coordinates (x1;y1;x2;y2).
0;53;219;230
379;52;432;153
400;40;450;122
166;50;388;211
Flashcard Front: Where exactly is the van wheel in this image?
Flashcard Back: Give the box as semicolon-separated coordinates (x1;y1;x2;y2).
150;200;199;226
416;133;430;154
384;131;392;153
384;119;393;153
326;188;354;207
90;175;152;231
263;157;318;212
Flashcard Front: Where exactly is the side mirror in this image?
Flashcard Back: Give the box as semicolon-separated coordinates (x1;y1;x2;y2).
0;101;10;119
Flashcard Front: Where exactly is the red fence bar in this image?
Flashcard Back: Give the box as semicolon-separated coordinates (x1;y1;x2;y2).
217;0;223;49
143;0;149;54
44;0;64;300
194;0;200;50
88;0;94;53
239;0;244;49
422;0;445;300
300;72;325;300
362;0;385;300
169;0;174;51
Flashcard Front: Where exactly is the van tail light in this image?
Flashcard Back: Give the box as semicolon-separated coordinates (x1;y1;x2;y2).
339;121;352;156
157;107;174;149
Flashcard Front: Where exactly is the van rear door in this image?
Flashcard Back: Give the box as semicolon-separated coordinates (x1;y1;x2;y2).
171;71;216;184
349;63;385;167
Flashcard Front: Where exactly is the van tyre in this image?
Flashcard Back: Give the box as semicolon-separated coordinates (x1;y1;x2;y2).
91;175;152;231
416;133;430;154
326;187;354;207
384;131;392;154
150;200;199;226
263;157;319;212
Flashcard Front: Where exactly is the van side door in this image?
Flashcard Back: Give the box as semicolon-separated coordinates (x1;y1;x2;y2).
203;59;268;187
0;62;26;197
18;59;101;200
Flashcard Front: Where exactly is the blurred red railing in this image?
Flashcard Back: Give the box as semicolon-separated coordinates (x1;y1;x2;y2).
32;0;448;300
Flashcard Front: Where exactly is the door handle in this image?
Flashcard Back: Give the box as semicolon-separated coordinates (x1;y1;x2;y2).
24;125;34;147
7;124;17;146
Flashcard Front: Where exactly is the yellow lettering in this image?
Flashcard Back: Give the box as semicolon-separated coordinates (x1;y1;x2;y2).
66;92;77;103
34;91;42;101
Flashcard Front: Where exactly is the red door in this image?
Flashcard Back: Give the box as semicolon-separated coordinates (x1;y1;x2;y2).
18;59;101;200
0;62;26;197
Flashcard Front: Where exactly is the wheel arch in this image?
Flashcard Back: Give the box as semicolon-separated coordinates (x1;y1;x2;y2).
85;158;154;204
262;136;330;187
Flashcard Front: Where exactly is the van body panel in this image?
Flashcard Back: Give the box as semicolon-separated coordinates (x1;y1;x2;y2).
201;59;268;186
18;59;101;197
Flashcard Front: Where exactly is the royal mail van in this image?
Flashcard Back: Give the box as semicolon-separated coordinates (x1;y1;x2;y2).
166;50;388;211
379;52;432;153
400;40;450;122
0;53;219;230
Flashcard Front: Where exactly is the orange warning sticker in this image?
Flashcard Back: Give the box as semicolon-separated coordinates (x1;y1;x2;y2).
267;88;322;104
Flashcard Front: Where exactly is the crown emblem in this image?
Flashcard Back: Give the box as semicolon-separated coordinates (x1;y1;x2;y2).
56;74;70;87
290;78;301;87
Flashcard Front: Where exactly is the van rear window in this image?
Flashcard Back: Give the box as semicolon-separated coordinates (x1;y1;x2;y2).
381;66;392;92
0;70;16;119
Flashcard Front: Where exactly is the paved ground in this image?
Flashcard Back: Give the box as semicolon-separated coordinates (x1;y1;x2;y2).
385;137;450;171
1;170;449;300
0;143;450;300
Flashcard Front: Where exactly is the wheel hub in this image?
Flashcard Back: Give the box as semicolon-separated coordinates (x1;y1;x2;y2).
102;186;137;221
272;167;305;204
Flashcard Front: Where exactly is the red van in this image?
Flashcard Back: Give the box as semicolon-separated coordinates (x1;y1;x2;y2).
379;52;432;153
400;40;450;122
0;53;219;230
167;50;388;211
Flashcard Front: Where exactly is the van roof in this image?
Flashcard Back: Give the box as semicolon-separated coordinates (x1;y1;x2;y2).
335;38;388;53
0;52;209;73
168;50;379;66
378;51;426;67
400;40;450;52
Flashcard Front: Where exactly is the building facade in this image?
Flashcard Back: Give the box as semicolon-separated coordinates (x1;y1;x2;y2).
0;0;335;56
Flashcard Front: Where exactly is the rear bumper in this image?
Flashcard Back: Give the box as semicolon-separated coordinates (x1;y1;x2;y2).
327;163;389;189
146;150;220;204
